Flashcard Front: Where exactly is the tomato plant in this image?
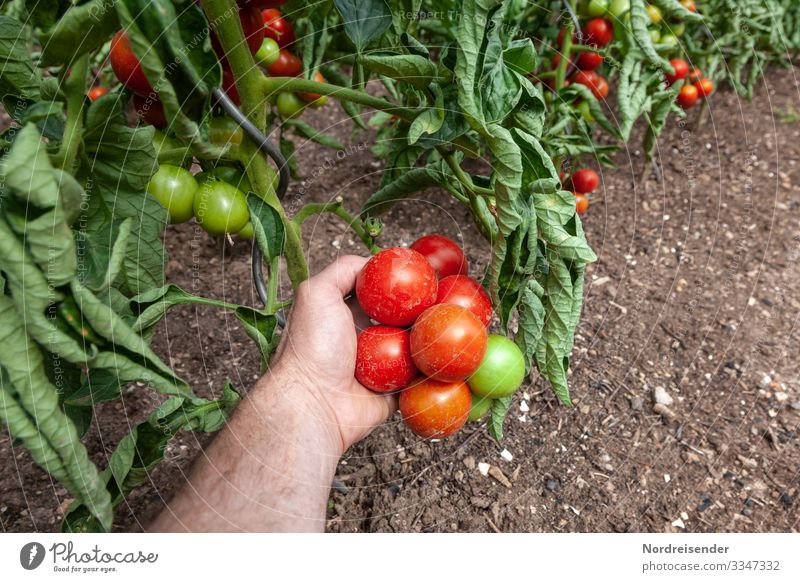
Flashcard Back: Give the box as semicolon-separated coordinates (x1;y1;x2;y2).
355;326;418;393
410;234;468;278
211;4;264;62
399;378;472;439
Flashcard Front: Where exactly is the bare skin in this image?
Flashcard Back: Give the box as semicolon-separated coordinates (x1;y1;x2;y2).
150;255;397;532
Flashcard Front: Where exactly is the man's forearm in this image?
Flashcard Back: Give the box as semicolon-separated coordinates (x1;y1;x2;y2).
150;369;343;532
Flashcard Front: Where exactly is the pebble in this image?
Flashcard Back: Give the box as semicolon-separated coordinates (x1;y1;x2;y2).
664;474;671;483
500;449;513;462
463;456;476;470
791;401;800;411
654;386;674;406
737;455;758;469
520;400;530;413
758;373;772;389
654;403;677;419
546;479;559;491
630;396;644;411
671;518;685;529
478;462;490;476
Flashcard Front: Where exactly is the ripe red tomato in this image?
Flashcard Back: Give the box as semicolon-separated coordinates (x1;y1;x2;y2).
410;303;487;382
211;5;264;63
583;18;614;47
399;377;471;439
568;168;600;193
688;67;703;83
266;49;302;77
132;93;167;128
110;31;152;96
576;50;603;71
575;192;589;215
677;84;699;109
665;59;689;85
435;275;492;327
87;87;109;101
694;78;714;98
355;326;418;393
410;234;468;278
572;70;608;100
221;67;240;105
262;8;295;48
239;0;285;8
356;248;438;327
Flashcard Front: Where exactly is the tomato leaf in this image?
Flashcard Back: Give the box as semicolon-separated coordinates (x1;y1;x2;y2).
38;0;119;66
247;195;286;264
0;15;41;99
360;53;438;89
488;394;514;441
649;0;704;22
333;0;393;52
361;160;453;215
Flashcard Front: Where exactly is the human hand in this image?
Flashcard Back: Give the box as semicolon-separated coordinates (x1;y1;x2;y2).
268;255;398;454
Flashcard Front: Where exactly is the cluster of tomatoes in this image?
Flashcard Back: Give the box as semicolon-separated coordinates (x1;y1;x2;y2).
546;17;613;101
353;235;527;439
666;59;713;109
104;0;323;129
562;167;599;215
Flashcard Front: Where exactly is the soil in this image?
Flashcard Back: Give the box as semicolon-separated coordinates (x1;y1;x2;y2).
2;69;799;534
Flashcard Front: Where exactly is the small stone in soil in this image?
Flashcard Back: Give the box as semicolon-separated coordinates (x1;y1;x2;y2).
546;479;558;491
630;396;644;411
478;462;490;476
654;386;674;406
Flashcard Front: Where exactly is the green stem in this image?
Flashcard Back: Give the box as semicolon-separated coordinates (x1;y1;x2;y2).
54;53;89;171
266;254;280;313
440;150;494;197
293;200;380;254
201;0;308;288
555;13;575;91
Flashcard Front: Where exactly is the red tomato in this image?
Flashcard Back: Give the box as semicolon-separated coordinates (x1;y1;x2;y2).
298;71;326;102
355;326;418;393
688;67;703;83
410;303;487;382
665;59;689;86
222;67;240;105
568;168;600;193
266;49;302;77
572;70;609;100
435;276;492;327
239;0;286;7
410;234;468;278
211;5;264;63
110;31;152;96
132;93;167;129
575;192;589;215
680;0;697;12
87;87;109;101
262;8;295;48
551;53;573;70
356;248;438;327
694;78;714;98
583;18;614;47
576;50;603;71
399;377;471;439
677;83;699;109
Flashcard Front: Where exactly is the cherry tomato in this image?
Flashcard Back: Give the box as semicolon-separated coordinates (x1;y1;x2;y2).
467;335;526;399
576;50;603;71
87;87;108;101
266;49;302;77
211;5;264;63
677;83;699;109
110;31;152;96
399;377;471;439
410;303;487;382
568;168;600;193
255;37;280;66
355;326;418;393
646;4;662;23
132;93;167;129
435;275;492;327
672;22;686;37
607;0;630;17
572;70;609;100
694;78;714;98
221;67;240;105
298;71;327;104
209;116;244;146
410;234;468;278
575;192;589;215
356;247;438;326
276;92;305;119
679;0;697;12
665;58;689;86
147;165;198;224
239;0;286;8
468;394;493;421
586;0;609;18
649;29;661;44
688;67;703;83
659;33;679;48
262;8;295;48
583;18;613;47
193;180;250;236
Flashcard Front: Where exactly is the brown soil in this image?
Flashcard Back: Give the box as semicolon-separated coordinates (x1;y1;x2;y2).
2;70;799;533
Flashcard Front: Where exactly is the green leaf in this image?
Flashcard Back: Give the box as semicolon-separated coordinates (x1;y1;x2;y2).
408;84;445;144
649;0;703;22
535;191;598;264
247;195;286;263
488;395;514;441
38;0;119;66
0;16;41;99
360;53;437;88
361;161;453;215
629;0;673;72
333;0;393;52
503;38;537;75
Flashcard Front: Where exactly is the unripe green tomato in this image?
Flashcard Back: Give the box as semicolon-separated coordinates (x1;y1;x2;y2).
197;165;252;193
146;165;198;224
671;22;686;37
255;37;280;67
659;33;679;48
193;180;250;236
577;99;595;123
587;0;609;17
646;4;663;24
649;28;661;43
276;92;305;119
467;335;526;399
468;394;493;421
237;221;254;239
208;117;243;147
607;0;630;18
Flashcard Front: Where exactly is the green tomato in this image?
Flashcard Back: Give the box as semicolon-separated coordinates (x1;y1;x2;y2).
577;100;595;123
468;394;493;421
146;164;198;224
467;335;526;399
193;180;250;236
671;22;686;37
587;0;609;17
208;117;243;147
255;37;280;67
649;28;661;43
607;0;630;17
659;33;679;48
276;92;305;119
646;4;663;24
237;221;254;239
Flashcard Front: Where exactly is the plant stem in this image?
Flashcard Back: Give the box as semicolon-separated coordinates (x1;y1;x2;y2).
201;0;308;288
293;200;380;254
54;53;89;171
555;13;575;90
440;150;494;197
266;254;280;313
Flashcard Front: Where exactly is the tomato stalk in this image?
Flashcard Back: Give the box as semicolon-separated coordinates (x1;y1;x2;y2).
555;17;574;91
293;197;381;254
440;150;494;198
53;53;89;171
201;0;309;288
